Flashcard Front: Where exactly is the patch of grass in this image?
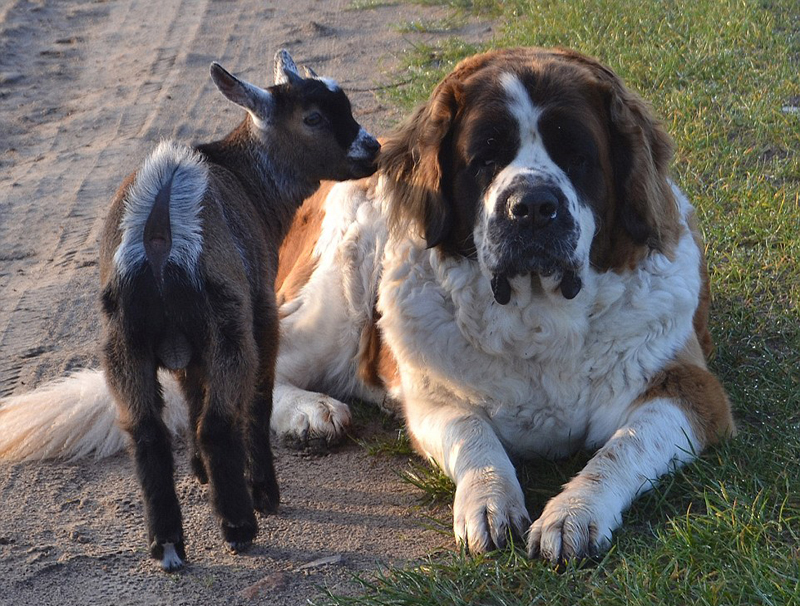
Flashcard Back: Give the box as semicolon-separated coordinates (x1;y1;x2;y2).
382;37;483;109
408;0;502;14
349;0;499;10
400;459;456;506
342;0;800;604
355;426;415;457
346;0;400;10
394;15;466;34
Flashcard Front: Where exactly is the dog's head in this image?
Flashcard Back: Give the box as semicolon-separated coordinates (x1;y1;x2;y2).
380;47;679;303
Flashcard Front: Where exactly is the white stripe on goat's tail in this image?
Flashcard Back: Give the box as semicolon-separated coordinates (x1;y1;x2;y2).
113;141;207;286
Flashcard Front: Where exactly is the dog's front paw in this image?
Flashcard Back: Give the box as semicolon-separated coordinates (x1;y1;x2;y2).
273;392;351;449
526;489;618;563
453;469;531;553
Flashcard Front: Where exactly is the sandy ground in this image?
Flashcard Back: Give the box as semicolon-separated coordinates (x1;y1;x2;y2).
0;1;494;604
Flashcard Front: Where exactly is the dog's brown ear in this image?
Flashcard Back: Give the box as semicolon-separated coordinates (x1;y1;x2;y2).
380;73;463;248
563;50;679;258
607;72;679;252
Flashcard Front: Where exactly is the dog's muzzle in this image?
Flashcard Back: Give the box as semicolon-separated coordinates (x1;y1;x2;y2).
487;179;582;304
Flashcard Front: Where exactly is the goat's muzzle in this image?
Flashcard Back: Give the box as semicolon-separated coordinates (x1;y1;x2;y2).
346;129;380;178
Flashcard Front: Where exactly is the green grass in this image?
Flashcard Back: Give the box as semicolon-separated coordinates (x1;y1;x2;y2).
347;0;400;10
393;15;466;34
326;0;800;604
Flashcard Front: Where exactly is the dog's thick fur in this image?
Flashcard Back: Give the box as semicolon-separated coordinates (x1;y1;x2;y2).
0;47;732;565
271;47;735;562
98;51;378;570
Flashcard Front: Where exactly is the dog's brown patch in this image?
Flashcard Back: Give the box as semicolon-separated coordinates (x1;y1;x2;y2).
640;335;735;447
276;181;333;306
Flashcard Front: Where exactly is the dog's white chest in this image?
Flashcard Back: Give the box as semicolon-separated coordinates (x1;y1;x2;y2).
378;230;701;459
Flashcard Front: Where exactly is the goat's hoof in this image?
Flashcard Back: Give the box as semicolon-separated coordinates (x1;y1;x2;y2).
150;539;186;572
251;481;280;515
190;453;209;484
221;518;257;552
226;539;253;554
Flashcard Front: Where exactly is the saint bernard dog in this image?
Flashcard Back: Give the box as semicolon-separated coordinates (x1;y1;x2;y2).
0;47;734;564
271;47;735;561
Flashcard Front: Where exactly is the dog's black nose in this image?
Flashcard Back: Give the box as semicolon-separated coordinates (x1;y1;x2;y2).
508;188;560;229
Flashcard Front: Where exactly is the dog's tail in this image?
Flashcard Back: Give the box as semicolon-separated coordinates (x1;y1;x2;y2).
0;369;187;462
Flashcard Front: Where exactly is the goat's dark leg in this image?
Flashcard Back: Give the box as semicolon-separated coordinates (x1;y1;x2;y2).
104;337;185;571
177;366;208;484
246;292;280;514
197;314;258;551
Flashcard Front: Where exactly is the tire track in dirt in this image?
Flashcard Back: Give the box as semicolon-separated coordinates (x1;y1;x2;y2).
1;0;216;394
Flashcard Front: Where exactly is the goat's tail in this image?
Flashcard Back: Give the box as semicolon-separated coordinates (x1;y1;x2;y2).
0;369;187;462
113;141;208;287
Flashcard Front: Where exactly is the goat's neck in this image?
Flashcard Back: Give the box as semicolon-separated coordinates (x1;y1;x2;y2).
196;121;319;240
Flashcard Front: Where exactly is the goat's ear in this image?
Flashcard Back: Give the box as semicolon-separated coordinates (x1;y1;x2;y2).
380;74;463;248
274;49;302;86
303;65;319;79
210;62;274;124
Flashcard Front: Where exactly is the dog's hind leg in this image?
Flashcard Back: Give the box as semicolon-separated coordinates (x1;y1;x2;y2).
104;341;185;571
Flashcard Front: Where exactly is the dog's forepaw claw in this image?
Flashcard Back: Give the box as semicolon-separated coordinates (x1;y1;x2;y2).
275;394;351;449
452;471;530;554
526;491;615;564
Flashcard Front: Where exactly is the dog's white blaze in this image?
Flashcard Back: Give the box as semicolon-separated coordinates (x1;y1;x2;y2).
477;73;595;277
114;141;207;286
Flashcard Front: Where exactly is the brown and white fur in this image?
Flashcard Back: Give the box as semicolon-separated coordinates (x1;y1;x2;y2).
0;47;732;565
270;47;735;562
68;50;377;571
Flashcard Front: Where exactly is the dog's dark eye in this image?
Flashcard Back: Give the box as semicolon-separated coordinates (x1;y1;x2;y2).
566;153;587;176
472;151;497;169
304;112;323;127
473;156;498;180
570;154;586;168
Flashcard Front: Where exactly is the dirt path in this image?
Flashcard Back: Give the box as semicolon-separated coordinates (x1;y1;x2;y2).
0;1;492;603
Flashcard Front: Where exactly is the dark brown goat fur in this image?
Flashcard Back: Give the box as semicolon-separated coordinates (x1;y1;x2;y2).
98;51;379;571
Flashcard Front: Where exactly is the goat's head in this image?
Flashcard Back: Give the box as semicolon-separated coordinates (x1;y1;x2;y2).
210;50;380;182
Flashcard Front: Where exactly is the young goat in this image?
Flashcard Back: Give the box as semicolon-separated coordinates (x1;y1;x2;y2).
99;50;379;571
